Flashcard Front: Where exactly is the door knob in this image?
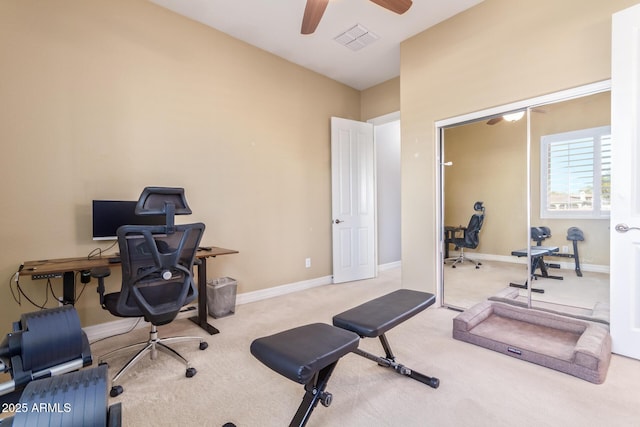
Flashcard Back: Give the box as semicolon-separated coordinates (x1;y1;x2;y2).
334;219;344;224
615;223;640;233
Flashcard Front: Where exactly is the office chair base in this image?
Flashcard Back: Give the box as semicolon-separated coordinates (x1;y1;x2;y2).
99;325;207;396
445;252;481;269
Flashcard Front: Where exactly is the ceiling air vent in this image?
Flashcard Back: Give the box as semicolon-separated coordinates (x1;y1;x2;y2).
334;24;379;51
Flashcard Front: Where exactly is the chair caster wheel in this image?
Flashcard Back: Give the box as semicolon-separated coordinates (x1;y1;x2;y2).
475;266;480;269
186;367;197;378
320;392;332;407
452;265;456;269
199;341;208;350
110;385;123;397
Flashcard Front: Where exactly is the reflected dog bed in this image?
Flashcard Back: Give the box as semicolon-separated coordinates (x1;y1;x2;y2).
452;301;611;383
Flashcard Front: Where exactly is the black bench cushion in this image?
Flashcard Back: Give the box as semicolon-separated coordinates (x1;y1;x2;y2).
332;289;435;338
250;323;359;384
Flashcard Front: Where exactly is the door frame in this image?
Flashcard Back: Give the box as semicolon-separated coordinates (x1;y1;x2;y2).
369;112;402;271
434;80;611;308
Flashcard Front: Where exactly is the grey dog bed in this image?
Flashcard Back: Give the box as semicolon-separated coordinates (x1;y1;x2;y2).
453;300;611;383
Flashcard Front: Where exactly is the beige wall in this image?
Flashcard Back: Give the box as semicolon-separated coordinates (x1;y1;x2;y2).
400;0;637;292
444;119;527;258
360;77;400;120
0;0;361;330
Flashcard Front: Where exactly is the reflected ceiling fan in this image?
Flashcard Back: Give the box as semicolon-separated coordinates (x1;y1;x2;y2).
301;0;413;35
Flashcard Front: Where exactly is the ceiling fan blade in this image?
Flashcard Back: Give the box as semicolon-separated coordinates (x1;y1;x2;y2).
301;0;330;35
369;0;413;15
486;117;503;125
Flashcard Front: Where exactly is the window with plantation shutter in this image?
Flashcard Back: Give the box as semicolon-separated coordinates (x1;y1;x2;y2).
540;126;611;219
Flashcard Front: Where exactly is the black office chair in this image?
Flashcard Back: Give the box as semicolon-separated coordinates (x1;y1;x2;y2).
92;187;208;397
445;201;485;269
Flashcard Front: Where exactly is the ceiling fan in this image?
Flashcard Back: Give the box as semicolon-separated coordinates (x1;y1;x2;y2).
301;0;413;35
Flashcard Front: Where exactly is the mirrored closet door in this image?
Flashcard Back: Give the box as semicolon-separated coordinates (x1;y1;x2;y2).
527;91;610;317
439;84;611;320
441;113;529;309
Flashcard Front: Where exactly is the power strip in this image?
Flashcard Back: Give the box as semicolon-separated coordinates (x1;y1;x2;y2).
31;272;62;280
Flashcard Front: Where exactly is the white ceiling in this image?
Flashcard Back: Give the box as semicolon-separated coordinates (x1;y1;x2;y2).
149;0;483;90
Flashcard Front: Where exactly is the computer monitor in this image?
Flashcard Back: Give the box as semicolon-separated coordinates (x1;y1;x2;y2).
92;200;166;241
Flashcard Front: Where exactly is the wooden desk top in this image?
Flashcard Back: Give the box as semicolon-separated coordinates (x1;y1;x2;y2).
21;247;238;276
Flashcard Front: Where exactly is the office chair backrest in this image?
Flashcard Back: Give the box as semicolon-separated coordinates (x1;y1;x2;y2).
115;187;204;325
117;222;205;325
463;201;485;249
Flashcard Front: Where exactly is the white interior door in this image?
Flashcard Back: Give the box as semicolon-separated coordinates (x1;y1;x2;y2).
331;116;376;284
610;2;640;360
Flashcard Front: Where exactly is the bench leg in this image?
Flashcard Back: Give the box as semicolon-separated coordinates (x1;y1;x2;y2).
290;362;337;427
509;256;545;293
352;334;440;389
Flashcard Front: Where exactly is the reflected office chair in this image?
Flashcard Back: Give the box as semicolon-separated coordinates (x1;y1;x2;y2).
92;187;208;397
445;201;485;269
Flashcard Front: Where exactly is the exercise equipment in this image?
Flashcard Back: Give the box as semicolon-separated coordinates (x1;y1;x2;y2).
509;226;585;293
0;365;122;426
0;306;92;404
531;226;584;277
250;289;439;427
509;246;562;294
332;289;440;388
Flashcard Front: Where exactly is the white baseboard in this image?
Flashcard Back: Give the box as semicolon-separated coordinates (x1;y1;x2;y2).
84;264;403;343
84;318;147;343
378;261;401;271
84;275;333;342
449;251;610;274
235;275;333;305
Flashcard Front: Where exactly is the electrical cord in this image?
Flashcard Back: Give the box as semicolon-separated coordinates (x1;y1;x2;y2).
9;267;50;309
87;240;117;260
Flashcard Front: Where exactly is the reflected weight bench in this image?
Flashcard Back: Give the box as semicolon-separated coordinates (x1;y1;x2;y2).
250;289;439;427
509;246;562;294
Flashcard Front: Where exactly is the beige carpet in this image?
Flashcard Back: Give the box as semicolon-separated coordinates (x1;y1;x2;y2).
443;259;609;311
89;268;639;427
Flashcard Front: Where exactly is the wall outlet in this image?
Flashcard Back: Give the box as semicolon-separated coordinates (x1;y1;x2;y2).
562;245;569;253
305;258;311;268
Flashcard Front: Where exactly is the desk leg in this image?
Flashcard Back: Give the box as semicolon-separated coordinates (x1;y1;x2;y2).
189;257;220;335
63;272;75;305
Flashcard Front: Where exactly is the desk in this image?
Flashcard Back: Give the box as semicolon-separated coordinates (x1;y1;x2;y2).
20;247;238;335
444;226;460;260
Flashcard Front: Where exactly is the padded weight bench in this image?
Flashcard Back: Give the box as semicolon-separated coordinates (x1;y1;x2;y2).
509;247;562;294
250;323;359;427
332;289;440;389
250;289;439;427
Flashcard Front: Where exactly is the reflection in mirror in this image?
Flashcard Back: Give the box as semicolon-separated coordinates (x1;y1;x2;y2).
527;91;610;321
441;90;610;325
442;113;529;309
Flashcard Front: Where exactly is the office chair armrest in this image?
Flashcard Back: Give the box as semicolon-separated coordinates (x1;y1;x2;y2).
91;267;111;307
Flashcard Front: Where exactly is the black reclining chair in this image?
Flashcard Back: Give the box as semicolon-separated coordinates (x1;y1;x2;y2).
445;201;485;269
92;187;208;397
